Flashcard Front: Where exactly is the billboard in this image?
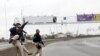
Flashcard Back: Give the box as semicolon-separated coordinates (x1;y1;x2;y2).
77;14;93;22
93;14;100;21
23;16;57;24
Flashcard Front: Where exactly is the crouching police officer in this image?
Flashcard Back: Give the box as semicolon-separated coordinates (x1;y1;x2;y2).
9;21;33;56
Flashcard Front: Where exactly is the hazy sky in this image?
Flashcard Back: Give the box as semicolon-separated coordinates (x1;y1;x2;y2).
0;0;100;38
0;0;100;17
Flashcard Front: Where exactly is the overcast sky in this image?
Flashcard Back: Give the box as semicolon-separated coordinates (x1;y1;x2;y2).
0;0;100;17
0;0;100;38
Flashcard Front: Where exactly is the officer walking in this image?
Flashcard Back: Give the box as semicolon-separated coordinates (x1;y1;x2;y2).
33;29;45;56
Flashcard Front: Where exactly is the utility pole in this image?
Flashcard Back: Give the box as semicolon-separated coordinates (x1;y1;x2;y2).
21;9;24;24
76;24;79;36
4;0;7;38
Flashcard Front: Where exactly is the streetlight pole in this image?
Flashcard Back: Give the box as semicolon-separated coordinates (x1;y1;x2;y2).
4;0;7;38
21;9;24;24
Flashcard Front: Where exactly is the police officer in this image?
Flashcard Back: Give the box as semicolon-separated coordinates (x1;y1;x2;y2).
9;21;33;56
33;29;45;56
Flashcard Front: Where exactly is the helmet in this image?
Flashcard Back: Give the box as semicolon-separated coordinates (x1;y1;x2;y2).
36;29;40;33
13;23;21;26
13;17;21;26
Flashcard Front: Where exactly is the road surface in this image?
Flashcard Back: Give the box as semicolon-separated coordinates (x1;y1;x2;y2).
42;37;100;56
0;42;12;50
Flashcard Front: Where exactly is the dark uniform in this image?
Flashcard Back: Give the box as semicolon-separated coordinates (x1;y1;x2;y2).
33;33;44;49
9;22;28;43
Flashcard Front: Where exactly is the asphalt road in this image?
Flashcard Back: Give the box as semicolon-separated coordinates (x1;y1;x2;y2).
42;37;100;56
0;42;12;50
